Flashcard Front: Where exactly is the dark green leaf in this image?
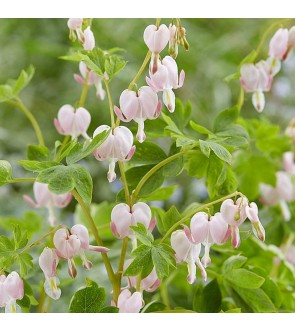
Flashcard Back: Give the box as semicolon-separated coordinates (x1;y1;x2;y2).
225;268;265;289
193;279;222;313
222;255;247;274
142;185;177;201
130;141;167;166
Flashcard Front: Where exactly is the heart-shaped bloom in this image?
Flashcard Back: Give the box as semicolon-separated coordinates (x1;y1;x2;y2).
220;197;248;248
110;202;155;242
93;125;135;182
114;86;162;143
144;24;169;74
283;152;295;175
245;202;265;242
67;18;95;51
124;259;160;292
74;62;106;100
117;289;143;313
168;24;178;58
269;28;289;61
82;26;95;51
23;182;72;227
39;247;61;300
171;230;207;283
146;56;185;112
0;272;24;313
54;104;91;139
240;62;272;112
184;212;229;267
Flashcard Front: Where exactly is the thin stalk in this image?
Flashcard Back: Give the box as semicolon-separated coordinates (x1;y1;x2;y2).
9;178;35;184
6;99;45;146
136;273;142;292
104;79;115;129
132;150;193;203
55;135;70;162
78;71;90;107
160;191;242;243
71;189;116;284
116;237;129;277
118;161;131;206
128;51;152;91
236;87;244;112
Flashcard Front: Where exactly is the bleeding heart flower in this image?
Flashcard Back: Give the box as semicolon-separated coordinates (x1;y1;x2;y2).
146;56;185;112
116;289;144;313
269;28;289;61
0;272;24;313
245;202;265;242
114;86;162;143
23;182;72;227
67;18;95;51
144;24;170;74
54;104;91;139
283;152;295;175
171;230;207;283
93;125;135;182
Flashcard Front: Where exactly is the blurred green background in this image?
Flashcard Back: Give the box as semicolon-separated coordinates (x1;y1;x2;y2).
1;18;295;312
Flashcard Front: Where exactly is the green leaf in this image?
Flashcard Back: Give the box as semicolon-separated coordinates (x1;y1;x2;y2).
225;268;265;289
142;301;166;313
17;160;60;172
18;253;33;277
124;245;153;278
13;65;35;95
190;120;213;135
130;223;154;246
163;143;184;177
157;206;181;236
193;279;222;313
222;255;247;274
206;154;226;197
0;84;14;102
27;144;50;161
261;277;282;308
185;150;209;179
0;160;13;186
142;185;177;201
130;141;167;166
200;140;232;164
37;164;93;205
69;279;106;313
99;306;119;313
66;129;110;164
151;244;175;280
13;225;28;249
199;140;211;158
213;106;239;132
168;99;192;130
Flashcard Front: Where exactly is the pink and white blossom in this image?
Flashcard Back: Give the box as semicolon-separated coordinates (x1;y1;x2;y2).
245;202;265;241
74;62;106;100
67;18;95;51
283;152;295;175
144;24;170;74
23;182;72;227
39;247;61;300
168;24;178;58
146;56;185;112
269;28;289;61
171;230;207;283
114;86;162;142
54;104;91;139
93;125;135;182
116;289;144;313
0;272;24;313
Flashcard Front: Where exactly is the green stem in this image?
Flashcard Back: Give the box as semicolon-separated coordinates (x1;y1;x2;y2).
9;177;36;184
78;71;90;107
136;273;142;292
128;51;152;91
55;135;70;162
104;79;115;129
132;150;193;203
236;87;244;112
118;161;131;206
160;191;242;243
6;98;45;146
71;189;116;285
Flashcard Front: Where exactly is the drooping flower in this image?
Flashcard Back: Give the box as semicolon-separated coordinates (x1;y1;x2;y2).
168;24;178;58
171;230;207;284
269;28;289;61
220;197;248;248
0;272;24;313
74;62;106;100
146;56;185;112
184;212;229;267
93;125;135;182
144;24;170;74
114;86;162;143
110;202;155;247
245;202;265;241
116;289;143;313
67;18;95;51
283;152;295;175
240;62;272;112
39;247;61;300
23;182;72;227
53;225;109;278
82;27;95;51
124;259;160;292
54;104;91;139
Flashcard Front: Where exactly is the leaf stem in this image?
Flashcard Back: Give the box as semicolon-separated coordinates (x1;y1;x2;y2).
9;177;36;184
118;161;131;206
104;79;115;129
71;189;116;285
160;191;242;243
6;98;45;146
78;71;90;107
128;51;152;91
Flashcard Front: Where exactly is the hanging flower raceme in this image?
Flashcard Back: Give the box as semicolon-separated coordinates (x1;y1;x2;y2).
184;212;229;268
171;230;207;284
23;182;72;227
74;62;106;100
54;104;91;140
67;18;95;51
0;272;24;313
240;62;272;112
93;125;135;182
53;225;109;278
124;260;160;292
39;247;61;300
116;289;144;313
114;86;162;143
144;24;169;74
110;202;156;247
260;171;295;221
146;56;185;112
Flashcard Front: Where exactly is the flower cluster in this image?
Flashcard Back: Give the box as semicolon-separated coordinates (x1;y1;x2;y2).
240;26;295;112
0;272;24;313
67;18;95;51
171;196;265;284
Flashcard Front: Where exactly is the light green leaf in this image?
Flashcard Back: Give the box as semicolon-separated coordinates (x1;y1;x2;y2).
130;223;154;246
143;185;177;201
13;65;35;95
0;85;14;102
225;268;265;289
0;160;13;186
190;120;213;135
